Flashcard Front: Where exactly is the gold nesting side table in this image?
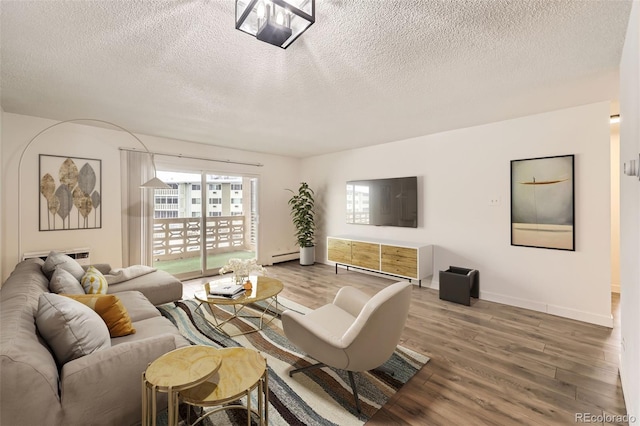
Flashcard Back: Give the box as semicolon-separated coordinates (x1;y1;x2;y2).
142;346;222;426
180;347;269;426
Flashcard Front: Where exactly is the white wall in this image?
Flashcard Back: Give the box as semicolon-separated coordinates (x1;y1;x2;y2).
303;102;613;326
0;106;3;282
618;0;640;419
611;128;621;293
1;113;301;282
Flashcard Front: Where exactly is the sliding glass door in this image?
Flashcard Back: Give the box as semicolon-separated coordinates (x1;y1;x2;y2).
151;170;258;279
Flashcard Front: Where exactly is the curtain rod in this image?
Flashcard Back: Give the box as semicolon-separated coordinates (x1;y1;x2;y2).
118;147;264;168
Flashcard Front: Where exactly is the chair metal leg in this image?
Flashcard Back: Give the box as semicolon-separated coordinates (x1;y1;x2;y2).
347;371;361;414
289;362;325;377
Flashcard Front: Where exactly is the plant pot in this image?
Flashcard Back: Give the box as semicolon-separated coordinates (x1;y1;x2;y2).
300;246;315;266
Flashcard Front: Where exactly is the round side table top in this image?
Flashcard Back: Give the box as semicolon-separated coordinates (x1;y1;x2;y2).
180;347;267;406
145;345;222;391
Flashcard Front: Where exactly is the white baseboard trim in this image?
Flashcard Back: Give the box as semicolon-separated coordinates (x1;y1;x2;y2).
464;290;614;328
326;265;614;328
426;279;439;290
271;251;299;264
480;291;548;313
546;304;614;328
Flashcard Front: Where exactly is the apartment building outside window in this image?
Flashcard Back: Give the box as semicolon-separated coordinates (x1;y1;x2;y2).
153;178;247;219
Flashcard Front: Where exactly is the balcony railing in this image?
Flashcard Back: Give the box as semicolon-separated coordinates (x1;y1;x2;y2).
153;216;248;261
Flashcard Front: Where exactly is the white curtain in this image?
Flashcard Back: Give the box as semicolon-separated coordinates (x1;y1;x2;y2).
120;150;154;267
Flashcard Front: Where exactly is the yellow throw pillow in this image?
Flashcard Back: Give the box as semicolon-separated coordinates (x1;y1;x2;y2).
81;265;108;294
63;294;136;337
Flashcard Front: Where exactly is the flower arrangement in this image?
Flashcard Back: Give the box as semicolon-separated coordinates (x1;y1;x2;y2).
219;258;266;285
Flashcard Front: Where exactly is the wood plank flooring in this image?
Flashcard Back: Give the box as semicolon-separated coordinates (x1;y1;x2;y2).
183;261;627;426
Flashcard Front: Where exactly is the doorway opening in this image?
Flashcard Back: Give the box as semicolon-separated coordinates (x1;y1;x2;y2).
151;171;258;279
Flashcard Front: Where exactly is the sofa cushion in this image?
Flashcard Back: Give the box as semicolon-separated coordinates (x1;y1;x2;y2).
1;260;62;426
50;268;85;295
63;294;136;337
81;266;108;294
0;258;48;311
107;269;182;305
36;293;110;365
111;316;190;349
42;251;85;281
115;291;162;322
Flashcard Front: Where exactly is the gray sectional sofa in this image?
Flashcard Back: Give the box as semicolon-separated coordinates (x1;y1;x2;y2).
0;257;190;426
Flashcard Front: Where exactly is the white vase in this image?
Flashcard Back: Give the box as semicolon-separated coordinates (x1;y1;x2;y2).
300;246;315;266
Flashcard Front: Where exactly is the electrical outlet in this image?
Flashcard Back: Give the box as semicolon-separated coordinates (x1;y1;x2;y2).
489;197;501;206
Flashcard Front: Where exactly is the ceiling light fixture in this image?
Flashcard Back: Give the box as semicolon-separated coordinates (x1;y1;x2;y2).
236;0;315;49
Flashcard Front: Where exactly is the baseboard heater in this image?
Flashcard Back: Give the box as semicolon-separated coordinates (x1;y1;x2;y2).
271;251;299;264
23;247;91;266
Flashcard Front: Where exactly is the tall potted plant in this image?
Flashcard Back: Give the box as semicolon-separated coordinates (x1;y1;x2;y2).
287;182;315;265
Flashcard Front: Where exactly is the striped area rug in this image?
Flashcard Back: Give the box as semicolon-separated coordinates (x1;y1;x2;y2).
157;297;429;426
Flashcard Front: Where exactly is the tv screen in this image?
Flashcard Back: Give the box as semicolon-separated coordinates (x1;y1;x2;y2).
346;176;418;228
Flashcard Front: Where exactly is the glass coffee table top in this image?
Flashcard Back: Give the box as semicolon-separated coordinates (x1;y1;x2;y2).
193;276;283;337
194;276;283;306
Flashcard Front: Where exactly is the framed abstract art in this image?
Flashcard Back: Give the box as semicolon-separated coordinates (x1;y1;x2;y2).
511;154;575;251
39;154;102;231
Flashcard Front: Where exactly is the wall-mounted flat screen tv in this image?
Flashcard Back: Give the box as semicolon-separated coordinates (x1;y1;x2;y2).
346;176;418;228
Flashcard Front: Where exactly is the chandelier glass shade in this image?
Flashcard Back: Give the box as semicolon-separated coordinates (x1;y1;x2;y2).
236;0;315;49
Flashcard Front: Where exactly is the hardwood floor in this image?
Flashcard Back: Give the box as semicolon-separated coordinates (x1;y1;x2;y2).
183;261;627;426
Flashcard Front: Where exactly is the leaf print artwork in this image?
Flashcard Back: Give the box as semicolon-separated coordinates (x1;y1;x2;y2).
48;196;60;229
73;187;93;228
78;163;96;194
91;191;101;228
55;184;72;229
40;173;56;229
39;155;101;231
59;158;79;190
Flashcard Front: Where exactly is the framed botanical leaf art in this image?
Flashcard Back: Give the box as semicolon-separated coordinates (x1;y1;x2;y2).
39;154;102;231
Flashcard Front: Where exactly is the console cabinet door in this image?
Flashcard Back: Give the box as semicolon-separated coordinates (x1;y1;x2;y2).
351;242;380;270
327;238;352;264
381;245;418;279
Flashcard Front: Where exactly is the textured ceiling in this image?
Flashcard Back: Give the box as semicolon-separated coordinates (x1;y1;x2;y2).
0;0;632;158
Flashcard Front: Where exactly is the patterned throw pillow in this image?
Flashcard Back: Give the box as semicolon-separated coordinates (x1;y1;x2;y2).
36;293;110;366
81;266;108;294
63;294;136;337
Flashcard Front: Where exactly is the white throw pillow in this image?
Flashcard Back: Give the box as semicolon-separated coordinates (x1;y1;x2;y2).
49;268;85;294
36;293;110;366
42;251;85;281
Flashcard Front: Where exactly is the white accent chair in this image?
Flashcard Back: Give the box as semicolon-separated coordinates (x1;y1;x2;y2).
282;281;412;412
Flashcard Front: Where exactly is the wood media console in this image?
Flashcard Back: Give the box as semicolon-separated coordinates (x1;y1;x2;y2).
327;235;433;287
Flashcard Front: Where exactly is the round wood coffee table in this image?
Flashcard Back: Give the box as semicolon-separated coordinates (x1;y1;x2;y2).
194;276;283;337
180;347;268;426
142;346;222;426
